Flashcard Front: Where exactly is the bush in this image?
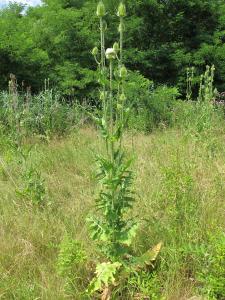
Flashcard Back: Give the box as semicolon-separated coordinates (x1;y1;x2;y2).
127;73;180;132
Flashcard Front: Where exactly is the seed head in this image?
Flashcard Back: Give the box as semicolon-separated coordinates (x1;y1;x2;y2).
117;2;126;17
113;42;120;54
120;93;127;102
96;1;106;17
92;47;99;56
105;48;116;60
119;66;127;79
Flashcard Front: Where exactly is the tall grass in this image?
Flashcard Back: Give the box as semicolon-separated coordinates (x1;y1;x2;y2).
0;87;87;139
0;125;224;299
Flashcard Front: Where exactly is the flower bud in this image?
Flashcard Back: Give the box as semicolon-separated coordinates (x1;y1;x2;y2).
117;2;126;17
120;93;126;102
119;66;127;79
117;103;123;110
105;48;116;60
97;1;106;17
113;42;120;54
92;47;98;56
118;23;125;33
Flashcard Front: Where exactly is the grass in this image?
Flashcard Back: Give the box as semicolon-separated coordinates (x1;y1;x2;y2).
0;126;225;299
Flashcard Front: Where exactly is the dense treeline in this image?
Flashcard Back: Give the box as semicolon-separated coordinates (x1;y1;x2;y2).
0;0;224;98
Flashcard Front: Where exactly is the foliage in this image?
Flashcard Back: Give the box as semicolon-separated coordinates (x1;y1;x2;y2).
17;167;47;206
16;146;47;206
129;83;180;132
0;0;224;96
88;261;122;294
0;84;86;138
127;271;163;300
56;234;87;296
196;231;225;300
173;65;221;136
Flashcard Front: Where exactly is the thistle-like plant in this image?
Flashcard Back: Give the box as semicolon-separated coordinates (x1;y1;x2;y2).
186;66;195;101
87;2;161;298
196;65;217;133
89;0;136;262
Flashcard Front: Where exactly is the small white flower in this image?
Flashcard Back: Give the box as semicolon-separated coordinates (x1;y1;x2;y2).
105;48;116;60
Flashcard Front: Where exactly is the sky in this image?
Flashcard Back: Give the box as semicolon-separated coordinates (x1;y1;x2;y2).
0;0;42;8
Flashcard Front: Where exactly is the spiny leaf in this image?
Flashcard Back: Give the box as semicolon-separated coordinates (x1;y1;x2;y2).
116;223;139;246
131;242;163;270
88;262;122;294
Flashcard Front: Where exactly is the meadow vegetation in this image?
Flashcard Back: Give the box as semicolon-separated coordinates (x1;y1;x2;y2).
0;1;225;299
0;124;225;299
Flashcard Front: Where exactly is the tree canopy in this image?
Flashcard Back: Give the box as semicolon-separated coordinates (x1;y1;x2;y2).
0;0;224;97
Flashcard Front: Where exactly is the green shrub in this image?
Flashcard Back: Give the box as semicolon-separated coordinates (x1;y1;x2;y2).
128;82;180;132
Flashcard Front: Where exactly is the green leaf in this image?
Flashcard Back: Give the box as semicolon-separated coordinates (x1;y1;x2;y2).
116;223;139;246
131;242;163;270
88;261;122;294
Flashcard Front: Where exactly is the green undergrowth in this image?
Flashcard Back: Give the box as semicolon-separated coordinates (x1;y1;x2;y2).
0;124;224;299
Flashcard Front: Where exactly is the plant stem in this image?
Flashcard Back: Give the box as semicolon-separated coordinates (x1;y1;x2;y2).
109;60;114;162
120;17;123;66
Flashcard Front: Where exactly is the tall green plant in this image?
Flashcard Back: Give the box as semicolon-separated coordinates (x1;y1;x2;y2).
89;0;136;262
87;2;161;298
195;65;217;134
186;67;195;101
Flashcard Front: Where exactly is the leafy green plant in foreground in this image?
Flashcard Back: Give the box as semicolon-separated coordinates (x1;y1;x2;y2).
87;2;161;298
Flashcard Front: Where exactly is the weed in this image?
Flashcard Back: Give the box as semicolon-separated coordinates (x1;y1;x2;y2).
56;234;87;296
196;231;225;300
16;147;47;206
88;1;161;298
127;271;163;300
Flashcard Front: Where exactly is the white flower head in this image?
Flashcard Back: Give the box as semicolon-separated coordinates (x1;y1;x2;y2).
105;48;116;60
